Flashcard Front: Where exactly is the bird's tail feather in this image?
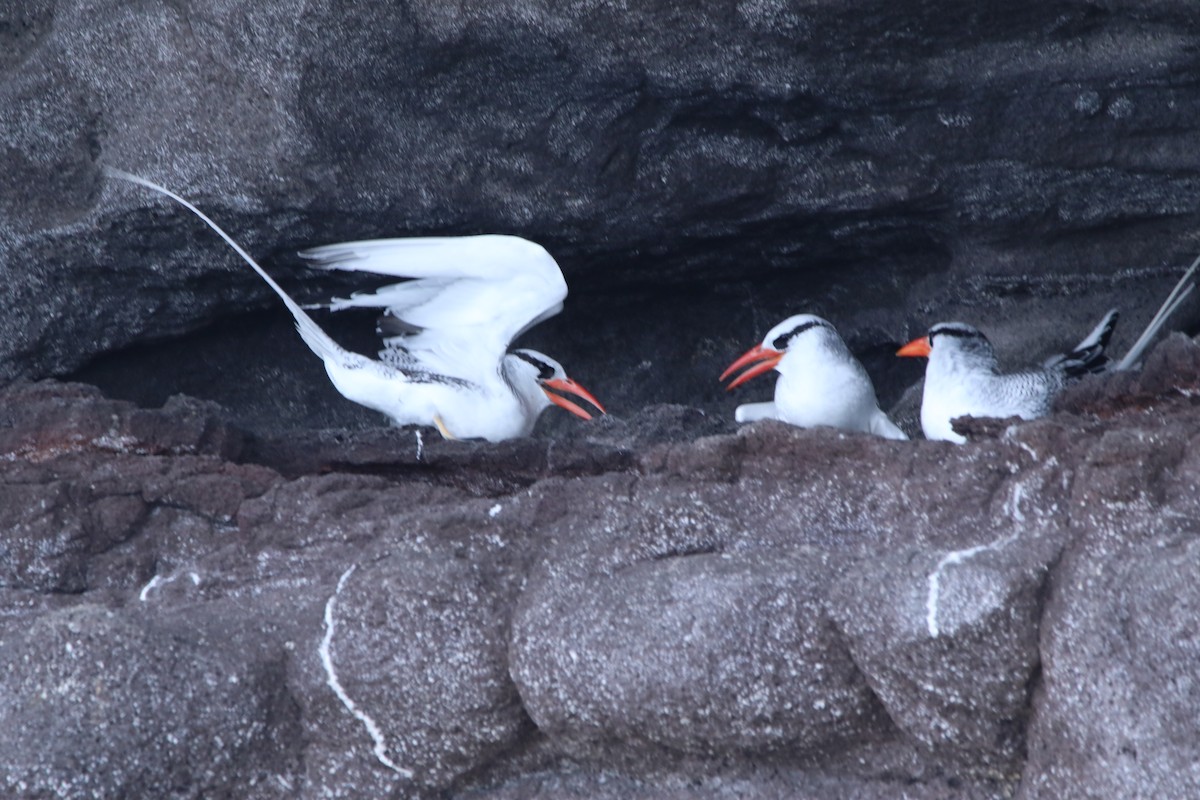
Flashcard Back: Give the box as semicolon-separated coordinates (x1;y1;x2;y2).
1073;308;1120;354
103;166;346;364
1053;308;1119;378
1115;254;1200;370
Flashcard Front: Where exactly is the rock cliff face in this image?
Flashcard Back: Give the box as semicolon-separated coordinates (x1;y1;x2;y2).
4;1;1200;797
3;0;1199;428
1;335;1199;798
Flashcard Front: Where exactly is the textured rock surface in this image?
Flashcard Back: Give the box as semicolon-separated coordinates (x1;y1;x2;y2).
829;530;1049;761
1;335;1199;797
0;603;302;800
290;550;529;796
513;544;884;761
5;1;1200;796
3;0;1200;432
1018;340;1200;798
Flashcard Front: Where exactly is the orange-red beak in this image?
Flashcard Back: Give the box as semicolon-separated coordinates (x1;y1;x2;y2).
720;344;784;390
543;377;606;420
896;336;932;358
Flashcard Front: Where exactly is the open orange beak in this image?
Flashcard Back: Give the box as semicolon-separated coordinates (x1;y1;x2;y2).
896;336;932;358
720;344;784;390
543;377;606;420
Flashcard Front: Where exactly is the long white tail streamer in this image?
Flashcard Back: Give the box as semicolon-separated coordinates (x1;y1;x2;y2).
103;166;345;365
1115;253;1200;370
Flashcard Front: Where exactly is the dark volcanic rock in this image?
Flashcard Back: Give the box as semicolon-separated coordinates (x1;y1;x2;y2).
7;1;1200;796
240;402;729;490
829;530;1049;761
0;602;301;800
1021;537;1200;800
290;549;529;795
0;381;242;462
1015;336;1200;798
3;0;1199;432
2;336;1200;796
0;382;256;593
512;544;884;762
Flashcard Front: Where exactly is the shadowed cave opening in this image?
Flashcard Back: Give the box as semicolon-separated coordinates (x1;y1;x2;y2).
67;252;934;439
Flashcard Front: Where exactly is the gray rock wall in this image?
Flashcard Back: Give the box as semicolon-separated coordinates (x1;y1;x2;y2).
5;3;1200;795
1;335;1200;797
3;1;1200;428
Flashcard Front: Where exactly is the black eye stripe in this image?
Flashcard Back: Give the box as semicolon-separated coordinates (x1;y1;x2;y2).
515;351;555;381
772;320;826;351
929;326;984;343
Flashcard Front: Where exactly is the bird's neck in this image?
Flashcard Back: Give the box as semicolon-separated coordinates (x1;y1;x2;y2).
500;359;551;417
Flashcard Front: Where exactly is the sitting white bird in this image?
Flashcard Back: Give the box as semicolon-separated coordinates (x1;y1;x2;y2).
898;311;1122;443
720;314;908;440
897;254;1200;444
104;168;605;442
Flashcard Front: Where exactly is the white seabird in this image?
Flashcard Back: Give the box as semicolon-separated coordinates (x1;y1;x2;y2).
896;310;1118;443
721;313;908;440
105;168;605;442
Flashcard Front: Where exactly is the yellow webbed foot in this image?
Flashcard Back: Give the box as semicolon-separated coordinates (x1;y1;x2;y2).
433;414;457;440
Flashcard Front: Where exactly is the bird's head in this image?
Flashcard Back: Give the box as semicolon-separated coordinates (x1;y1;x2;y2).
507;349;606;420
897;322;996;366
720;314;835;390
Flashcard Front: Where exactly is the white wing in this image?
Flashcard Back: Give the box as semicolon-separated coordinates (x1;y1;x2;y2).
734;402;779;423
868;409;910;440
299;235;567;378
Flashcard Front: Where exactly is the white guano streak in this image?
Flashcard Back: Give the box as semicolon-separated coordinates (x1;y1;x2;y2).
926;484;1025;637
138;574;165;601
138;570;202;602
319;565;413;778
